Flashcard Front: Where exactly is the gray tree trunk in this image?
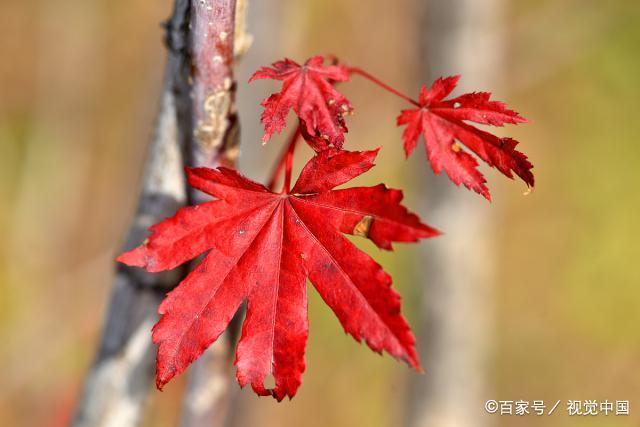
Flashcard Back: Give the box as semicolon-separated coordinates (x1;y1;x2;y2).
407;1;506;426
73;1;246;426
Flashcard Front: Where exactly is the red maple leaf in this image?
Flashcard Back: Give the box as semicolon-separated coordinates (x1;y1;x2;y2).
250;56;353;148
117;149;439;400
397;75;534;200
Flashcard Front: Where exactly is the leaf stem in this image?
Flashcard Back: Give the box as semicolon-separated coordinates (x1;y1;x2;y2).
282;134;298;194
267;126;301;192
348;66;420;107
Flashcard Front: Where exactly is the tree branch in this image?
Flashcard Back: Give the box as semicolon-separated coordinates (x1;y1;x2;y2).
74;1;248;425
179;1;244;426
188;0;240;176
72;1;194;426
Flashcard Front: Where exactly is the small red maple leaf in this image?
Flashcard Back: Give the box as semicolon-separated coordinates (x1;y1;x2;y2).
397;75;534;200
250;56;353;148
117;149;439;401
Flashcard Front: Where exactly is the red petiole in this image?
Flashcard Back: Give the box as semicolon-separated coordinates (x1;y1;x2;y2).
267;126;301;193
348;66;420;107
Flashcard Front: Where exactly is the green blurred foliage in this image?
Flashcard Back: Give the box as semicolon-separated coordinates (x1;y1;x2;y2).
494;2;640;426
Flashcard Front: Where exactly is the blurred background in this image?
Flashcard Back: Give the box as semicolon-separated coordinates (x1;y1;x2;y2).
1;0;639;426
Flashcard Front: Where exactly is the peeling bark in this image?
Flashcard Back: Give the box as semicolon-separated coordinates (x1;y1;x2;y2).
189;0;239;173
179;2;245;426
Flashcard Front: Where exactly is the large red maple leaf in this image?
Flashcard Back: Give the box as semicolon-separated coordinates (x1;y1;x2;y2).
117;149;439;400
397;75;534;200
250;56;353;148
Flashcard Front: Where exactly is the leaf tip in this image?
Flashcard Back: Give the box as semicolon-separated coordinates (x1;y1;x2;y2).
427;226;444;238
406;350;423;372
116;247;149;269
155;375;167;391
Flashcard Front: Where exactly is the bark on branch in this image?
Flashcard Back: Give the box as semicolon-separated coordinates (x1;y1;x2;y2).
73;1;245;426
189;0;239;175
179;1;243;426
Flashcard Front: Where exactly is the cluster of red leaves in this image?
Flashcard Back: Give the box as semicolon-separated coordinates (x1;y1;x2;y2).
118;55;534;400
253;57;534;199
